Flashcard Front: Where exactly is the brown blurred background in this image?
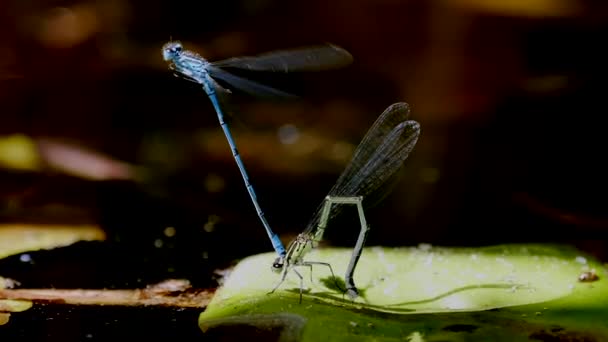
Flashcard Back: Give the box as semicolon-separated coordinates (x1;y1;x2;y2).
1;0;608;289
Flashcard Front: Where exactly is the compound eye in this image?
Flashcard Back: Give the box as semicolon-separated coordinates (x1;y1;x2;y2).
172;45;182;53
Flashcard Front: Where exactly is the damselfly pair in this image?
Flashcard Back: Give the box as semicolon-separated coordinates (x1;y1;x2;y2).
162;41;420;301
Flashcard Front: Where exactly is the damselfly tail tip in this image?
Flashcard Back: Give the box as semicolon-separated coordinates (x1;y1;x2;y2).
271;257;284;273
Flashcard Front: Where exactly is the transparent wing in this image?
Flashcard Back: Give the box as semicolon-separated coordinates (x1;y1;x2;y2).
304;102;421;233
207;66;297;99
210;44;353;72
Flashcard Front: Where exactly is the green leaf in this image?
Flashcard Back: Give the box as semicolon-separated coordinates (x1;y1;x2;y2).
199;244;608;341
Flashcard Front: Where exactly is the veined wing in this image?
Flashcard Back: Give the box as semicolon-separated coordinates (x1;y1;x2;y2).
210;44;353;72
304;102;421;233
207;66;297;99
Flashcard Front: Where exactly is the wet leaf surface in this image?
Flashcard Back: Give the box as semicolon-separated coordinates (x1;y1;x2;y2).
200;244;608;341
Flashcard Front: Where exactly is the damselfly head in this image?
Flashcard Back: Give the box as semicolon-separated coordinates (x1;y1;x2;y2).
271;256;284;273
162;41;183;61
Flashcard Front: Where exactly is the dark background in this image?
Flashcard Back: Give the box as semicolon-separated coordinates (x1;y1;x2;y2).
1;0;607;339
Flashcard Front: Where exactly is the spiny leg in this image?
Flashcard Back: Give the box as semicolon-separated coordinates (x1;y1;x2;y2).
302;260;344;293
171;70;201;84
303;263;314;283
293;268;304;303
268;265;307;303
268;266;292;295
